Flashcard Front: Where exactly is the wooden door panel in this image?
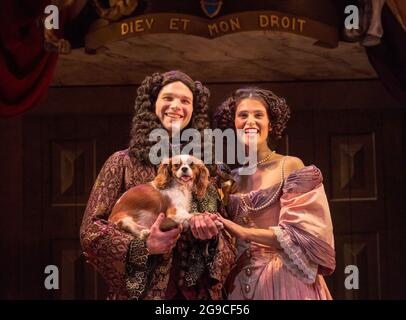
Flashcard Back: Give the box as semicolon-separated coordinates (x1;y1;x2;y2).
332;232;381;300
49;239;107;300
313;110;386;299
21;110;405;299
23;115;130;299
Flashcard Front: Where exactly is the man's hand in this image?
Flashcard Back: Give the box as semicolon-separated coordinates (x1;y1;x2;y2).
146;213;182;254
189;212;219;240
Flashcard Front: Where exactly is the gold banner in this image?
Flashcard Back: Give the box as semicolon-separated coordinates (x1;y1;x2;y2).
85;11;338;51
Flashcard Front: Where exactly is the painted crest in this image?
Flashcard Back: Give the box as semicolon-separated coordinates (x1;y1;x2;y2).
200;0;223;18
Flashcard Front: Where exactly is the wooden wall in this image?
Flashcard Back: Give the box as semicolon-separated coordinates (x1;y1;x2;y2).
1;79;404;299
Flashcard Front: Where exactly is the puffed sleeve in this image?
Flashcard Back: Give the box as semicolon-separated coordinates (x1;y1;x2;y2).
271;165;335;284
80;151;149;296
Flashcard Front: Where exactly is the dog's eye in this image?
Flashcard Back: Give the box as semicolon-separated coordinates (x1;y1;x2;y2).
189;163;195;168
174;163;180;169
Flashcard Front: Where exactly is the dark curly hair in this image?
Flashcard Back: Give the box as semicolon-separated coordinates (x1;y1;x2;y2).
214;87;290;147
129;70;210;163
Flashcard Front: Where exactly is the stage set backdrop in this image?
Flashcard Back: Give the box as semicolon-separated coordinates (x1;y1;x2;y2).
0;0;405;299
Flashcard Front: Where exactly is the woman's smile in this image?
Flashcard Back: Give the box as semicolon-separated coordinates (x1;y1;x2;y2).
235;98;271;148
244;127;260;136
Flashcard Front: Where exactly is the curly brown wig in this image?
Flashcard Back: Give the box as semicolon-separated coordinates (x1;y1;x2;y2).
214;87;290;147
129;70;210;163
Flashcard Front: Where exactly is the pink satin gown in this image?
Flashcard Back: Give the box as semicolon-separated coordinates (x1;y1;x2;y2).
226;164;335;300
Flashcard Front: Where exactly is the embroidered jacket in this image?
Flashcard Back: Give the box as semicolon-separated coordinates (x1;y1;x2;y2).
80;149;236;299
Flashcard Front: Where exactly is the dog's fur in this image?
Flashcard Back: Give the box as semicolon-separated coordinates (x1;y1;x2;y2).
108;155;210;238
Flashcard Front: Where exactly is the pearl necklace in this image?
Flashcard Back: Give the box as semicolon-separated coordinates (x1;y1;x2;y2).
244;150;276;168
239;155;286;212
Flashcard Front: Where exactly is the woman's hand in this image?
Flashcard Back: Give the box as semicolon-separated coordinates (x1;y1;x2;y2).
146;213;182;254
216;215;248;240
189;212;219;240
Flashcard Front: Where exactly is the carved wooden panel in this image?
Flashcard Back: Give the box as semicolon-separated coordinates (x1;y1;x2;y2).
332;232;381;300
51;140;96;206
50;239;107;300
330;133;377;201
45;116;129;299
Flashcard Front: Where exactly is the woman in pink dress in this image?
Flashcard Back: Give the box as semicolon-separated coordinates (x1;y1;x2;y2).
214;88;335;300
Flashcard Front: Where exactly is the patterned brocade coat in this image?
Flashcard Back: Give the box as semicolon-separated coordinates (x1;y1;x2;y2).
80;149;236;300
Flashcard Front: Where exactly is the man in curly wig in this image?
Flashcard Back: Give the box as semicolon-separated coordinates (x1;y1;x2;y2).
80;70;235;300
213;87;335;300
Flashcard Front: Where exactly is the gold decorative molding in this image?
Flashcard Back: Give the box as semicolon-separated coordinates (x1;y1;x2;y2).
85;11;338;51
93;0;139;22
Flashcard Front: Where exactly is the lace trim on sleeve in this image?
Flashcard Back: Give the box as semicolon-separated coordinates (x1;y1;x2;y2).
272;226;318;284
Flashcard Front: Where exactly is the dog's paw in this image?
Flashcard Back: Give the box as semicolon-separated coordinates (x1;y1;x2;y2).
170;212;193;229
182;219;190;232
159;218;179;232
140;229;151;240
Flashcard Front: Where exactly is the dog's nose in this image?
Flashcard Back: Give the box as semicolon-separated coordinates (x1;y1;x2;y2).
181;167;188;173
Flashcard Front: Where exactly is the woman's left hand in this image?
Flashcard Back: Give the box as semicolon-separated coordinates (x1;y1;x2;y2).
215;215;248;240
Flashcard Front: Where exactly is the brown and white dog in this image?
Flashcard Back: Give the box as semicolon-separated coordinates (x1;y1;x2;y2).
109;155;213;239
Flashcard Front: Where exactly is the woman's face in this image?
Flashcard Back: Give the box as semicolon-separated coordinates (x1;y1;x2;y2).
235;98;271;148
155;81;194;133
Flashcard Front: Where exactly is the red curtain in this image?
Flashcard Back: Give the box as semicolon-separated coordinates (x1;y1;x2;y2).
0;0;59;117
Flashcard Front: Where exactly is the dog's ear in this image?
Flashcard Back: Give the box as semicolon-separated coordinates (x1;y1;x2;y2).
154;161;171;189
195;164;209;200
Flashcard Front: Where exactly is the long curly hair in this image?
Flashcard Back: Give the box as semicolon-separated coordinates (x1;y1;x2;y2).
129;70;210;163
214;87;290;147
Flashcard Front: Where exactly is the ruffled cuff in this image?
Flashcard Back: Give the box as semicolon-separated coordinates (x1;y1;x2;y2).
125;238;151;300
272;226;318;284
